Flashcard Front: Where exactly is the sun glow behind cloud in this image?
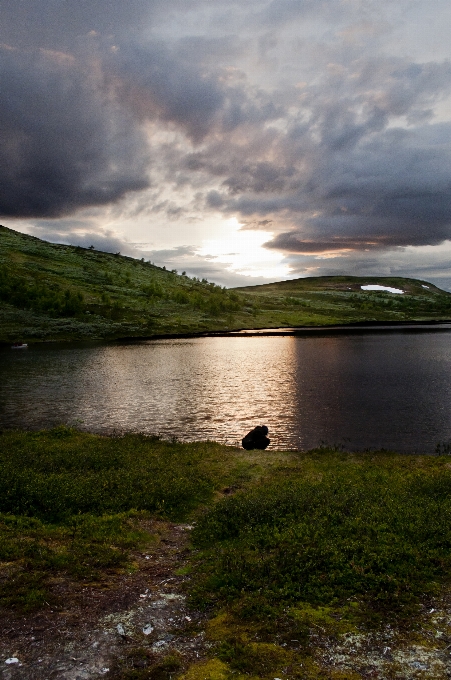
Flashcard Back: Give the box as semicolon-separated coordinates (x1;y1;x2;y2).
197;218;291;280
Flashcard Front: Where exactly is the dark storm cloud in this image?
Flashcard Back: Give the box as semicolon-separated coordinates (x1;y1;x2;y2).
185;54;451;254
0;45;150;217
0;0;171;50
108;36;283;143
0;1;275;219
0;0;252;52
110;44;225;143
0;0;251;217
261;120;451;253
2;0;451;272
260;0;343;25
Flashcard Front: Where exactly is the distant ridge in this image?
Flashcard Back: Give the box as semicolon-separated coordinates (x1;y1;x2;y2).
1;226;450;343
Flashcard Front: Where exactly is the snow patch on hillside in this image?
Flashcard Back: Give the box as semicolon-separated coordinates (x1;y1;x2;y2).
361;285;404;294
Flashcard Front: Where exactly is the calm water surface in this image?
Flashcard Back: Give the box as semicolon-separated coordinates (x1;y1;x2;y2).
2;330;451;453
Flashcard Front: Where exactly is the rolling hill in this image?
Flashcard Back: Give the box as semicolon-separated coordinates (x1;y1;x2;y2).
1;225;450;343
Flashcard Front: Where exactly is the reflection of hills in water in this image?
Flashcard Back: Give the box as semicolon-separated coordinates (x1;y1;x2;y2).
1;332;451;454
1;225;451;344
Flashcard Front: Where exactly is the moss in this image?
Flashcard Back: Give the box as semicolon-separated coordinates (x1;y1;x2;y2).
206;612;231;641
289;603;359;637
181;659;231;680
108;650;183;680
217;640;293;675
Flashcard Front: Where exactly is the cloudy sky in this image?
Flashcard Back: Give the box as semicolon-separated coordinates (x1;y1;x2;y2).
1;0;451;288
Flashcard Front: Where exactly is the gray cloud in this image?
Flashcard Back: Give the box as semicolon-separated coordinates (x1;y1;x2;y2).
0;45;150;218
28;219;139;256
0;1;171;50
2;0;451;284
110;44;226;143
182;54;451;254
260;120;451;253
0;5;278;218
144;245;197;261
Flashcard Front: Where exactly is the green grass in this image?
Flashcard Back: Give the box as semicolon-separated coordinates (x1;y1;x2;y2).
239;275;451;326
3;425;451;651
0;427;228;610
178;450;451;678
0;226;251;343
190;451;451;631
0;427;219;521
1;225;451;343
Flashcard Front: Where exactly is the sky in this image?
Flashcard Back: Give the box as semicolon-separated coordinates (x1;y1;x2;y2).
1;0;451;288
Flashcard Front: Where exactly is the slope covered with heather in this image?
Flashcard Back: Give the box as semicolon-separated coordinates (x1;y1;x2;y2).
1;226;451;343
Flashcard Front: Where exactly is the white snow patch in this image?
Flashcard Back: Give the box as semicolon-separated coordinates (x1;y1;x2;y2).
422;285;430;289
361;285;404;294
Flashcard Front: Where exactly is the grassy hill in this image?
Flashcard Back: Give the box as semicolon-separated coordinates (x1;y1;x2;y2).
238;275;451;328
0;226;252;343
1;225;451;343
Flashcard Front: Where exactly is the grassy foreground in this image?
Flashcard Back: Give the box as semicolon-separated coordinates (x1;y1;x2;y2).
2;225;451;343
2;428;451;678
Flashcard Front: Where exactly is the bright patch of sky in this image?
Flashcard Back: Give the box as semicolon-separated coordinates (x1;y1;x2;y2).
197;219;291;280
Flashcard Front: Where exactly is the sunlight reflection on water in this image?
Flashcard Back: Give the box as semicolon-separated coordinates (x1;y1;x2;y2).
2;333;451;452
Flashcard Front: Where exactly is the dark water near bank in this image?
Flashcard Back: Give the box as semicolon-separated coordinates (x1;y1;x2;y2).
2;329;451;453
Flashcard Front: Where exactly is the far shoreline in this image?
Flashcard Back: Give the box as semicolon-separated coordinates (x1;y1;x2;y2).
2;318;451;348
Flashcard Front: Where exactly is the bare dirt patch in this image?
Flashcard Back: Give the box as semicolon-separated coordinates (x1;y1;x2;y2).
0;522;209;679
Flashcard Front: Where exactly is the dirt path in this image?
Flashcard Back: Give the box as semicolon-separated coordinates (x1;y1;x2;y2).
3;519;451;679
0;522;209;679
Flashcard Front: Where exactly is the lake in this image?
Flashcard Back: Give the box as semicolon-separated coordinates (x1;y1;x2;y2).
2;327;451;453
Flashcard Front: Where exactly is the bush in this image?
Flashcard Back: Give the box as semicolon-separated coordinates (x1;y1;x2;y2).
0;266;84;316
191;459;451;619
0;428;216;522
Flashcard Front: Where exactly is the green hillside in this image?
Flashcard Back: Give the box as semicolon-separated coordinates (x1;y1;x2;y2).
1;225;451;343
237;274;451;327
0;226;251;343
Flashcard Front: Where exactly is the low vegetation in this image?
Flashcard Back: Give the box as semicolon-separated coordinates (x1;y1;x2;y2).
0;427;225;610
191;454;451;627
2;428;451;678
1;225;451;343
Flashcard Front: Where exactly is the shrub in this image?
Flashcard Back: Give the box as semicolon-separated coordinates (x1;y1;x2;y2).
0;428;216;522
191;459;451;620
